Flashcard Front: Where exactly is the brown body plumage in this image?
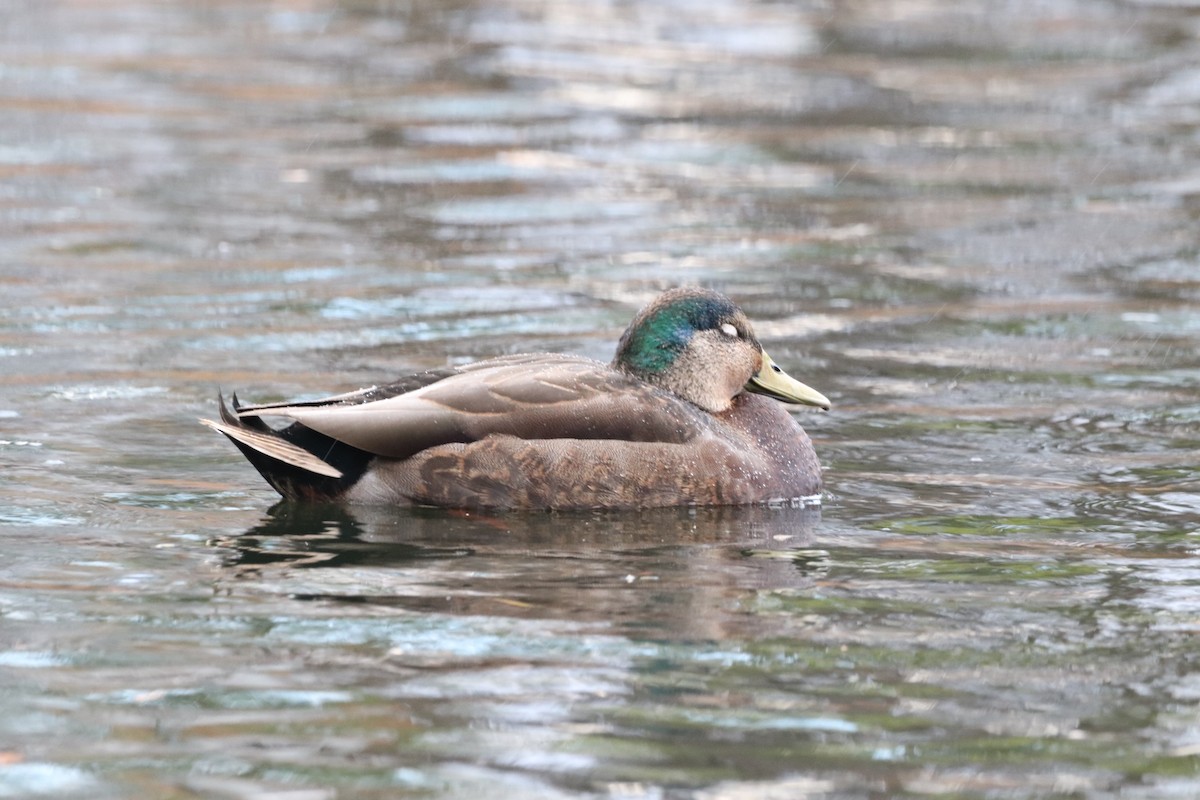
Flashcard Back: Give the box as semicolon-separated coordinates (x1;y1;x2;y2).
201;287;830;510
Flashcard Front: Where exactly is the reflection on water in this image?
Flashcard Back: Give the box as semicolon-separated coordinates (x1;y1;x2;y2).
216;504;824;639
2;0;1200;797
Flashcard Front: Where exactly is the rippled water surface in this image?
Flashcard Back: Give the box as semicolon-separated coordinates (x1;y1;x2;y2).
3;1;1200;797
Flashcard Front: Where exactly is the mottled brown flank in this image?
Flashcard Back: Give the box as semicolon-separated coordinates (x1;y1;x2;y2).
346;393;819;510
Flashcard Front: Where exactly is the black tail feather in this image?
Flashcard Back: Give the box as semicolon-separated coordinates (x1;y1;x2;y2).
210;393;374;502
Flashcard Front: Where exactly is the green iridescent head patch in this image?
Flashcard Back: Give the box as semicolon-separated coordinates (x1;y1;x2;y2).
617;292;738;375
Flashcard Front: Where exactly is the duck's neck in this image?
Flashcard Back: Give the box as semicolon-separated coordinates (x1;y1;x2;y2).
618;353;735;414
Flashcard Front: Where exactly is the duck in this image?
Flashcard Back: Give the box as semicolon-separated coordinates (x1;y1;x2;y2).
200;286;830;510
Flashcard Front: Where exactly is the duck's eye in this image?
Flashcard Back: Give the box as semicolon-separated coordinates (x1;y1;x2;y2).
719;322;739;338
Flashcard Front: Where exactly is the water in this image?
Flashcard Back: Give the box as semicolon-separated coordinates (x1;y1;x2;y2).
3;0;1200;796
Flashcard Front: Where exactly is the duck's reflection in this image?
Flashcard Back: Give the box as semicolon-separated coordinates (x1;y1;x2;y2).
212;502;826;640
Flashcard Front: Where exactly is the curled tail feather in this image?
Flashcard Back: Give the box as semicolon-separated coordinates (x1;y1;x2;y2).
201;392;371;501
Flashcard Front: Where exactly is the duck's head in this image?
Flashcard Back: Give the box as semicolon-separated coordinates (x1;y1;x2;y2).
612;286;831;414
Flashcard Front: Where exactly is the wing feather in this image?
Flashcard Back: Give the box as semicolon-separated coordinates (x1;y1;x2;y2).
235;355;706;459
199;417;344;478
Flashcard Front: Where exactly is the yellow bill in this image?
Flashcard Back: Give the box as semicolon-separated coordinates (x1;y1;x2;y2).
745;350;830;410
